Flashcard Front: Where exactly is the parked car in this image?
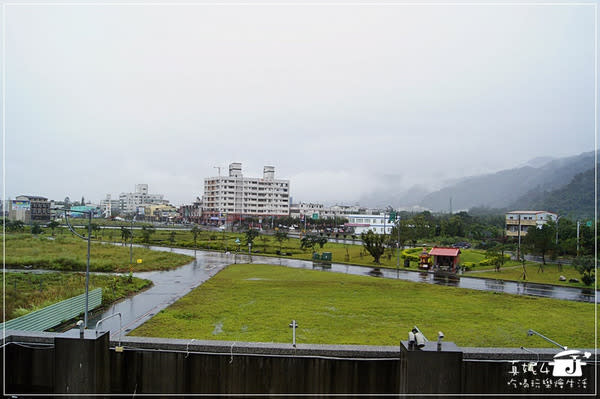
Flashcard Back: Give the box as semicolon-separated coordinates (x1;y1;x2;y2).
452;242;471;249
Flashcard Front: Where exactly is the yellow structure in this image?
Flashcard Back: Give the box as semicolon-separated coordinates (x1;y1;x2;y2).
143;204;177;222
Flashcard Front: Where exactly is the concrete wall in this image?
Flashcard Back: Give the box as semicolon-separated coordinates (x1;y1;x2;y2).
2;331;596;396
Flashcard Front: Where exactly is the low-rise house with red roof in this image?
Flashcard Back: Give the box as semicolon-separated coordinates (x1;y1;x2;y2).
429;247;461;273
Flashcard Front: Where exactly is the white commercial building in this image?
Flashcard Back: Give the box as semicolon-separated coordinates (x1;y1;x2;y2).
202;163;290;223
345;213;395;235
118;184;167;215
290;203;363;220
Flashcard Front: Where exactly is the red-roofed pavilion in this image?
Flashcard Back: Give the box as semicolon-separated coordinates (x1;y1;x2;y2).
429;247;461;273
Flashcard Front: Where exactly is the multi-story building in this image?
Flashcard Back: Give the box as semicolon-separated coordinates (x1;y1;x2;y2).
290;202;325;219
344;213;395;235
178;198;203;224
9;195;50;223
118;184;167;215
505;210;558;237
289;202;361;220
202;163;290;224
99;194;121;218
142;204;178;222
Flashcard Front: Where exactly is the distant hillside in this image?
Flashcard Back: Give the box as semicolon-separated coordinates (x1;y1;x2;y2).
509;167;597;219
419;151;596;211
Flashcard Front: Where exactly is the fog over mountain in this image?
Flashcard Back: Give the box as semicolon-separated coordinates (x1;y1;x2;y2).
420;151;596;211
359;151;596;212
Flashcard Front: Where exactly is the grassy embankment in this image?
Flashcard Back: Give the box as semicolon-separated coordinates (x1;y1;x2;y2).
4;233;194;272
132;264;595;348
3;272;152;320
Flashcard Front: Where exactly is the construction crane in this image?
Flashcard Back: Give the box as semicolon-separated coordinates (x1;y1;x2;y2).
214;166;223;176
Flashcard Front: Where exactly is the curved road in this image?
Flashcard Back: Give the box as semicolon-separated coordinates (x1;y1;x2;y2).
89;246;597;339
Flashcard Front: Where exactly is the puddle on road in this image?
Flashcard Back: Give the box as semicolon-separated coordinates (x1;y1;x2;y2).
212;321;224;335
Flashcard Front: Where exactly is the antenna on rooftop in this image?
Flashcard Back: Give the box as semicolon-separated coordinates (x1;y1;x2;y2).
214;166;223;176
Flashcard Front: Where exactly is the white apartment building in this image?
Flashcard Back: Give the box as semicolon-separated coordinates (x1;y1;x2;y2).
118;184;167;214
290;203;325;219
290;203;362;220
202;163;290;223
345;213;395;235
505;210;558;237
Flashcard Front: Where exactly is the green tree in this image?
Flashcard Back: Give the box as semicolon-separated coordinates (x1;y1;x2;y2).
485;246;504;272
89;223;101;238
300;235;318;252
47;220;60;236
120;226;132;245
7;220;24;232
361;230;386;264
274;230;288;253
258;233;269;252
573;256;595;286
31;223;43;235
190;225;201;248
245;229;259;246
141;226;155;244
168;230;176;247
523;224;555;267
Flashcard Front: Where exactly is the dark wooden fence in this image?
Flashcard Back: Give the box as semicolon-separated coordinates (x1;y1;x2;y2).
2;331;596;396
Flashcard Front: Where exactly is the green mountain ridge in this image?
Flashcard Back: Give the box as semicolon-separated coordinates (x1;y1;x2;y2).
509;167;597;219
418;151;596;211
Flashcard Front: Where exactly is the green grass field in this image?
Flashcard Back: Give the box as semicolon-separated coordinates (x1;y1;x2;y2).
466;263;592;288
132;264;595;348
4;234;194;272
3;272;152;320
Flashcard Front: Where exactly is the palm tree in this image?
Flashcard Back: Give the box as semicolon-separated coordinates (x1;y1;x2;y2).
141;226;155;244
120;226;132;245
47;220;60;237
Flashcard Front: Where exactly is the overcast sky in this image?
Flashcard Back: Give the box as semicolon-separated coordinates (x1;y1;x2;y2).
3;2;596;206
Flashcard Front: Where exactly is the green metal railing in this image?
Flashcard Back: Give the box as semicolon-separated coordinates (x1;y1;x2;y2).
1;288;102;331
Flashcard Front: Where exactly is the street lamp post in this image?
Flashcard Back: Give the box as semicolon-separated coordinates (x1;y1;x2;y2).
576;220;580;256
63;208;93;328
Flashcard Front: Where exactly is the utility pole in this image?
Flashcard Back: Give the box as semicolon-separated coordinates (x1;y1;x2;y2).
396;216;401;270
576;220;580;256
517;214;522;261
555;215;562;246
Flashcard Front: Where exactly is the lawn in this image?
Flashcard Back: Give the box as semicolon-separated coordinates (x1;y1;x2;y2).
131;264;595;348
4;233;194;272
466;263;594;289
26;227;590;289
3;271;152;320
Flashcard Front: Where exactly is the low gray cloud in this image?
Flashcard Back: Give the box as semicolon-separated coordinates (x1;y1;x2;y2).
5;3;595;206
